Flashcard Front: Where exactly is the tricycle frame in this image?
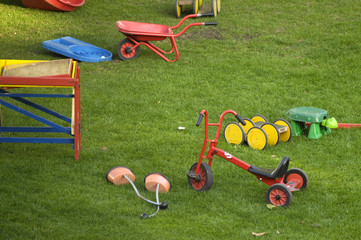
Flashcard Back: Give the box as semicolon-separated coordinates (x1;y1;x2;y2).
188;110;308;206
193;110;296;187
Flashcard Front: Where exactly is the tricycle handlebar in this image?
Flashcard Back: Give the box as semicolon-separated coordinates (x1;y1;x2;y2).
236;114;246;126
196;113;204;126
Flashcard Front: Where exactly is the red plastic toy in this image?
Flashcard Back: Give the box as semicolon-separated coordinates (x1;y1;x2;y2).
116;13;217;62
187;110;308;207
22;0;84;11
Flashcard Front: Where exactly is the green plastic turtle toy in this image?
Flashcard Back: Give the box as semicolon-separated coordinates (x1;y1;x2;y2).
286;107;338;139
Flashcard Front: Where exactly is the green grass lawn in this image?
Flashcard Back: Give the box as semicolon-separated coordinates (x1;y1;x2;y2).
1;0;361;239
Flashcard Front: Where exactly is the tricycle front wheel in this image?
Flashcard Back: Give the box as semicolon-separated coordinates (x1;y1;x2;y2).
117;39;141;60
187;162;214;191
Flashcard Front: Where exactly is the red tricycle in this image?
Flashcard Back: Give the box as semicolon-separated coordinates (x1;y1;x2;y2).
187;110;308;207
116;13;216;62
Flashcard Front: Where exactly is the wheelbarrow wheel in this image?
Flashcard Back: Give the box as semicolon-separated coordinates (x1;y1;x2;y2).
283;168;308;190
193;0;199;14
246;127;268;150
261;122;280;146
188;162;213;191
241;118;254;134
274;119;292;142
266;183;292;207
224;122;245;145
117;39;141;61
251;114;268;123
174;0;182;18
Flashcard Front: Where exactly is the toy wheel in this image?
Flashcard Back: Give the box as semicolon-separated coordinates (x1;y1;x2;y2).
174;0;182;18
217;0;221;12
188;162;214;191
246;127;268;150
106;166;135;185
283;168;308;190
274;119;292;142
266;183;292;207
211;0;217;16
241;118;255;134
193;0;199;14
224;122;245;145
144;172;172;193
251;115;268;123
117;39;140;61
261;123;280;146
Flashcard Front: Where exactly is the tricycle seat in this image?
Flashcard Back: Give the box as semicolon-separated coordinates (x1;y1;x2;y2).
249;156;289;179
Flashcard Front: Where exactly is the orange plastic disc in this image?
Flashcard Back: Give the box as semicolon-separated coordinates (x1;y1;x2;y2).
144;172;171;193
106;166;135;185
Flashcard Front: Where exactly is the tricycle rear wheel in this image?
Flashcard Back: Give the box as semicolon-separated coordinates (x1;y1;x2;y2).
117;39;141;60
283;168;308;190
188;162;213;191
266;183;292;207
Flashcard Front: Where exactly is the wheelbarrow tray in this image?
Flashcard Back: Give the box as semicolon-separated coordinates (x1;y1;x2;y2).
116;21;174;41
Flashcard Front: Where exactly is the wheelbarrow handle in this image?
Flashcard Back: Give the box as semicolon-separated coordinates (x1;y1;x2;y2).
204;22;218;26
197;13;214;17
196;113;205;126
235;114;246;126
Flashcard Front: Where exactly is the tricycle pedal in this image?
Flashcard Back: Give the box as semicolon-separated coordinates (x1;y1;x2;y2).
187;170;200;181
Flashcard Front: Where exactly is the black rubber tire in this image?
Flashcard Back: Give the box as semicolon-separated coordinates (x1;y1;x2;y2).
188;162;214;191
266;183;292;207
274;119;293;142
174;0;181;18
117;39;141;60
283;168;308;190
193;0;199;14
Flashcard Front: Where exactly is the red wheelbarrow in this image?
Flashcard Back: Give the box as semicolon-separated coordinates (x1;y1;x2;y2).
116;13;217;62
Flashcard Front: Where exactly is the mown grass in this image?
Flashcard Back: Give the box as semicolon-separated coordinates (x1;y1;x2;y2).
1;0;361;239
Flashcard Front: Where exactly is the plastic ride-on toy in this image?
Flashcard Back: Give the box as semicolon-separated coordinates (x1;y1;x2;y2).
187;110;308;207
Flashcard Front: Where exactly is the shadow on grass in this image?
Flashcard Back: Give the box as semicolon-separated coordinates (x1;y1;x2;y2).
1;0;23;7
